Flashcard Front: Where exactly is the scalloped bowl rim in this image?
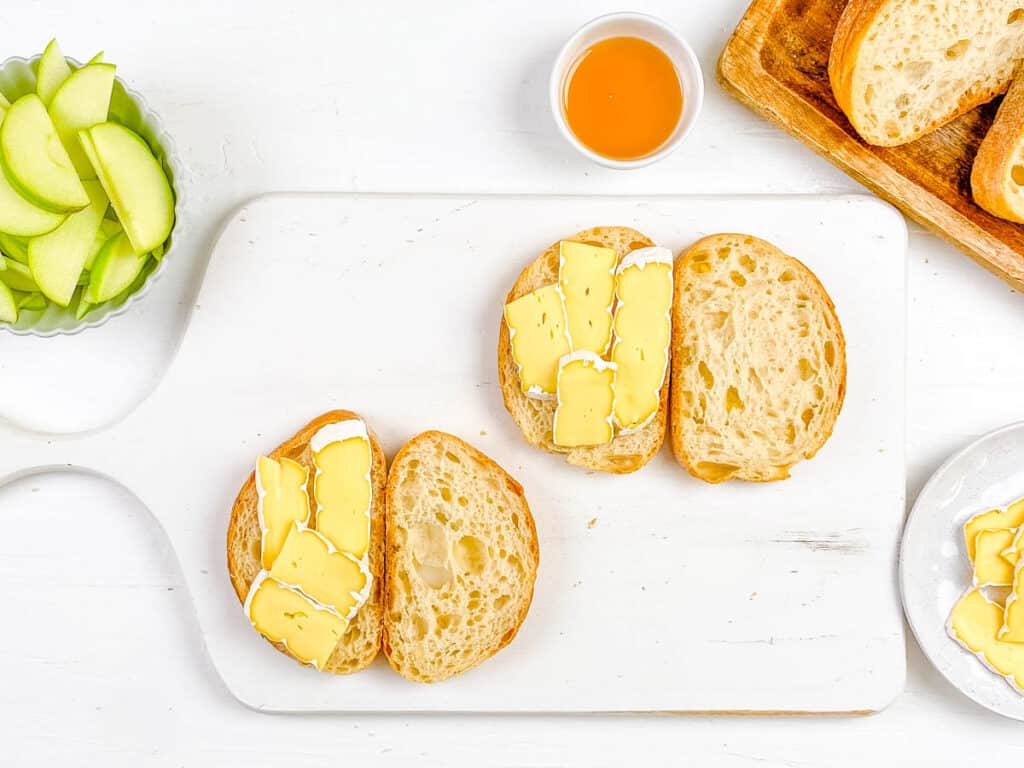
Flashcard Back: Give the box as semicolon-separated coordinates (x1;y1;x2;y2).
0;54;185;337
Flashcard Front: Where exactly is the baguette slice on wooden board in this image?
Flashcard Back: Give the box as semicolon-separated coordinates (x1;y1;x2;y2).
497;226;668;474
670;235;846;483
383;431;539;683
972;66;1024;224
227;409;387;674
829;0;1024;146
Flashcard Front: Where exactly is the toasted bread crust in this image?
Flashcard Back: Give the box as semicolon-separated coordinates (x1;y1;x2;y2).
226;409;386;674
382;431;539;683
971;66;1024;223
669;235;847;483
497;226;668;474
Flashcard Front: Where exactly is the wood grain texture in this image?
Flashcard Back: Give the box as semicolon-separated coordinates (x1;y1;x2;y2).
718;0;1024;290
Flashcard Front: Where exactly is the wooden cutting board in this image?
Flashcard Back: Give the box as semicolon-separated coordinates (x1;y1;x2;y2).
718;0;1024;290
0;194;907;713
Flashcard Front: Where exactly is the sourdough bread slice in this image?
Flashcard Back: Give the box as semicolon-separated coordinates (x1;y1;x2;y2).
670;235;846;483
829;0;1024;146
498;226;667;474
227;409;386;674
382;431;538;683
972;65;1024;223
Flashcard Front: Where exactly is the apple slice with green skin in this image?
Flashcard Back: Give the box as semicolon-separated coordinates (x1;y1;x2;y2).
36;39;71;107
87;52;104;65
79;123;173;252
84;218;121;270
0;154;67;236
0;278;17;323
0;90;9;122
0;257;40;293
17;291;47;311
28;180;107;306
0;232;29;263
2;94;89;212
85;230;146;303
50;63;116;179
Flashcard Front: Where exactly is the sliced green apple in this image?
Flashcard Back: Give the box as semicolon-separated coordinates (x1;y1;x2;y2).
0;154;67;236
28;180;107;306
50;63;116;179
17;291;46;311
0;279;17;322
36;39;72;106
0;257;40;292
1;94;89;212
84;230;146;303
0;232;29;263
84;218;121;270
87;52;105;65
79;123;172;252
0;91;9;122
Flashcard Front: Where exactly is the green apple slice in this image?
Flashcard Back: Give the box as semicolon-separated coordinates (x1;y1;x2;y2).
0;154;67;236
0;257;40;293
0;91;9;122
79;123;173;253
0;278;17;322
84;230;146;303
36;39;72;106
0;232;29;263
17;291;46;311
87;52;104;65
50;63;116;179
84;218;121;270
28;180;107;306
1;94;89;212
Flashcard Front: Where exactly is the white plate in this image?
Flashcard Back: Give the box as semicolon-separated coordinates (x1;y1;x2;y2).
901;421;1024;720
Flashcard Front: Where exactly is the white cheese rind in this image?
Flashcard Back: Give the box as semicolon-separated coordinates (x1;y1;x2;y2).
612;247;674;433
946;588;1024;696
552;350;617;446
270;523;373;622
309;418;374;618
243;571;347;671
616;245;673;273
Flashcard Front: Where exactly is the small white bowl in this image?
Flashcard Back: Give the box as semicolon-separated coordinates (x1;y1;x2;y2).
549;12;704;169
0;55;184;337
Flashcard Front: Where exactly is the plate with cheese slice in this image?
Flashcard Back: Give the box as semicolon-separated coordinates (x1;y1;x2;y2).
902;421;1024;720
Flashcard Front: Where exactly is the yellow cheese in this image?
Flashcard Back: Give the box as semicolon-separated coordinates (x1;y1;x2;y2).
504;284;571;399
1000;561;1024;643
256;455;311;569
964;498;1024;561
244;573;347;670
553;351;616;448
610;247;673;431
269;522;370;620
948;588;1024;693
974;529;1017;587
312;420;372;560
1002;525;1024;567
558;240;617;355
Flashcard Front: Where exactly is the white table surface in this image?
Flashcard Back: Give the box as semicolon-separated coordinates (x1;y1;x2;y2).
1;0;1022;764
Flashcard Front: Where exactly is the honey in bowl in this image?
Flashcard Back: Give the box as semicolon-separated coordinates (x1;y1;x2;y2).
563;36;683;162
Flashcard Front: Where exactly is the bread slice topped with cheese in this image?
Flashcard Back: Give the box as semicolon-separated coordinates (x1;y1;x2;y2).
670;235;846;483
498;227;673;474
829;0;1024;146
382;431;539;683
971;66;1024;223
227;410;386;674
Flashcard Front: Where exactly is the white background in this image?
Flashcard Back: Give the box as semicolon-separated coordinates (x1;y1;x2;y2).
1;0;1023;765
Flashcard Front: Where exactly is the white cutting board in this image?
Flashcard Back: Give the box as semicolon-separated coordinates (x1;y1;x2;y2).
0;193;907;713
